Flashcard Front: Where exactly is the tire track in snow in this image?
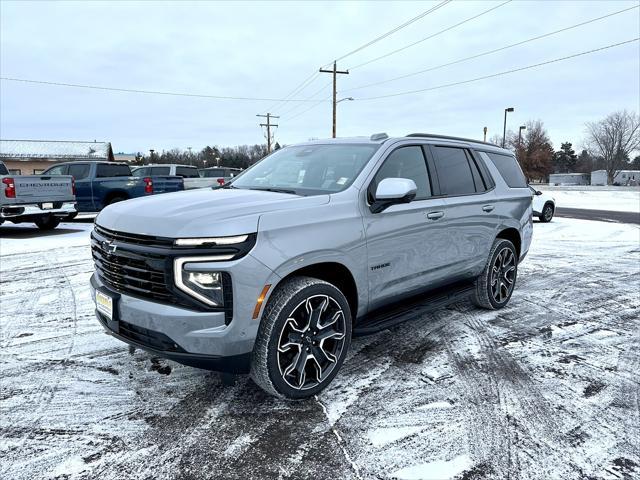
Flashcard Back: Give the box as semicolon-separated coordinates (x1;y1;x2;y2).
0;265;80;478
446;305;576;479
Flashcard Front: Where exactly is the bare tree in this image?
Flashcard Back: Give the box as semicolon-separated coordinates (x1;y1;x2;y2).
585;110;640;184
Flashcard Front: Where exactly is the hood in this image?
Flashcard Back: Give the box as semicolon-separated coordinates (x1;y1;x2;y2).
96;188;330;238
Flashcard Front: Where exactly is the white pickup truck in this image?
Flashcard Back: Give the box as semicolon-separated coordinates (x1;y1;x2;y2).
132;164;217;190
0;160;77;230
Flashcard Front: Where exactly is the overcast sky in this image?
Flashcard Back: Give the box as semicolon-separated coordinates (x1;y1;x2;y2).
1;0;638;154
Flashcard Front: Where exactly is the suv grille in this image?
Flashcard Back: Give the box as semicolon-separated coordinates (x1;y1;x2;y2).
91;226;240;322
92;240;174;303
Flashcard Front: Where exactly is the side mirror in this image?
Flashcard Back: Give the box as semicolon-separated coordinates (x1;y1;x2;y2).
535;190;543;196
370;178;417;213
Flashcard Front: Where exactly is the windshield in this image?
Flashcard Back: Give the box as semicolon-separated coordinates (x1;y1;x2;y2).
229;143;379;195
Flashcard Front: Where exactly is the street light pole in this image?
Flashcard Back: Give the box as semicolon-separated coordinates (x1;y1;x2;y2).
149;149;155;164
483;127;488;142
502;107;514;148
518;125;526;147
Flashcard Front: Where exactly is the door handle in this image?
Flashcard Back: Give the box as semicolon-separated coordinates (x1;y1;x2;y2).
482;205;495;213
426;211;444;220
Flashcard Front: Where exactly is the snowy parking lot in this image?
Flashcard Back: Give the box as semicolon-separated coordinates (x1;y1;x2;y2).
1;215;639;480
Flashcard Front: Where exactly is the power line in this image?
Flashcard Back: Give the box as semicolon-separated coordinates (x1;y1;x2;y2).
276;0;452;112
343;4;640;93
264;71;321;112
333;0;452;63
356;38;639;101
0;76;326;102
284;94;332;122
347;0;513;70
279;79;332;116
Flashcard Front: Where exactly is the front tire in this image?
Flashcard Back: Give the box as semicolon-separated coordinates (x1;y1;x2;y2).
472;238;518;310
34;215;60;231
250;276;352;399
539;203;554;222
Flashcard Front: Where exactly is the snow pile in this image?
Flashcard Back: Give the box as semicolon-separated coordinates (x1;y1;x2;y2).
539;186;640;213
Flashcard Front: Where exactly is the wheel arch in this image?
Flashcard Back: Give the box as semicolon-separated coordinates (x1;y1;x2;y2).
271;261;359;322
496;227;521;259
104;190;130;205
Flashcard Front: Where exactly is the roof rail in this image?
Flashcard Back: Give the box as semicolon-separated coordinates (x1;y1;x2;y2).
370;132;389;141
406;133;497;147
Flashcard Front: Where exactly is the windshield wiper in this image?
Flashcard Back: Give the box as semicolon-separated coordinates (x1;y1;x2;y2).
248;187;299;195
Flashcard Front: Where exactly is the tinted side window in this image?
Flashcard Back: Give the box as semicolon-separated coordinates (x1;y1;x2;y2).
96;164;132;177
467;154;486;191
176;166;199;178
44;165;67;176
0;162;8;175
485;152;527;188
373;146;431;200
150;166;170;175
131;167;148;177
432;146;476;196
203;168;225;177
68;164;90;180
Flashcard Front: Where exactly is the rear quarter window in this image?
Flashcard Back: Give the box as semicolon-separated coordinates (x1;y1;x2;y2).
485;152;528;188
0;162;8;175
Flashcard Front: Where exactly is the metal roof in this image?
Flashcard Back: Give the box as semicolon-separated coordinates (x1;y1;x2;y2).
0;139;114;161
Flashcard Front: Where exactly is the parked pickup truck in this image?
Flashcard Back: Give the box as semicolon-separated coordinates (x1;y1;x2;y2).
132;164;216;190
42;161;184;212
90;133;533;398
1;160;77;230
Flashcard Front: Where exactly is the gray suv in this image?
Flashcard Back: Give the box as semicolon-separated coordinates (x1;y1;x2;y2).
90;133;533;398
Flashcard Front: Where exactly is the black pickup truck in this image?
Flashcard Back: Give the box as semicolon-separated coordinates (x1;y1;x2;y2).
42;161;184;212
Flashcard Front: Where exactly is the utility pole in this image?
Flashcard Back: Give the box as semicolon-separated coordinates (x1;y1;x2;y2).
257;113;279;153
149;149;155;164
187;146;192;166
319;61;349;138
483;127;487;142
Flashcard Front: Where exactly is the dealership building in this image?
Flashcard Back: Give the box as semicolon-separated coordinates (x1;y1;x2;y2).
0;139;114;175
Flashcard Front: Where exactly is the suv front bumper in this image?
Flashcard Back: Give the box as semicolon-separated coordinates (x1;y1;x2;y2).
90;252;278;373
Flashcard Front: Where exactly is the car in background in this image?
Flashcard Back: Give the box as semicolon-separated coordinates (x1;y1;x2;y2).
0;160;77;230
530;186;555;222
199;166;243;186
132;164;216;189
43;161;184;212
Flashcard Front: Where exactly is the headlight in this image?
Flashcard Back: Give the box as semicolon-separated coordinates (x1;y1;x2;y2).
174;256;231;307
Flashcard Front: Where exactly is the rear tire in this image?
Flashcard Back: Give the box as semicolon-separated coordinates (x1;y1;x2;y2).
539;203;554;222
472;238;518;310
34;216;60;231
250;276;352;399
107;195;127;206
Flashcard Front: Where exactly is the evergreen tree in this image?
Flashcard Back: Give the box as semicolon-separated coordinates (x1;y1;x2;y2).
552;142;577;173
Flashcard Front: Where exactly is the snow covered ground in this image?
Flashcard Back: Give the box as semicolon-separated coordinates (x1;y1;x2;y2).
1;218;639;480
538;185;640;213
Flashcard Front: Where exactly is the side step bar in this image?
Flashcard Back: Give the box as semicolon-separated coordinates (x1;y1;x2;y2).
353;282;475;336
